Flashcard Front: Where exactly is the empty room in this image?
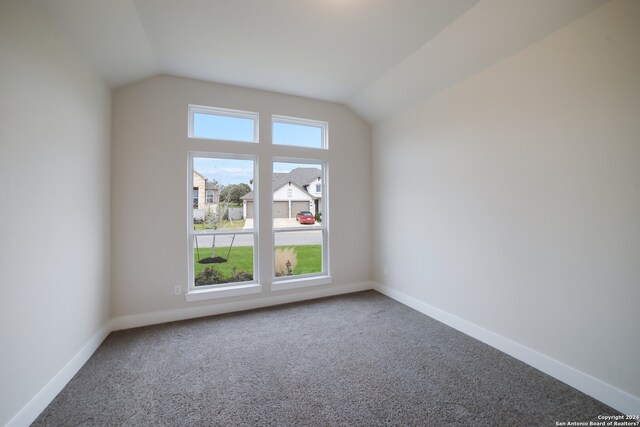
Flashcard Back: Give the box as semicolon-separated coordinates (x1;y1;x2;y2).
1;0;639;425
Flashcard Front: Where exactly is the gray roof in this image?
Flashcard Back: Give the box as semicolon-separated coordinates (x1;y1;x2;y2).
194;170;219;190
240;167;321;201
274;168;321;191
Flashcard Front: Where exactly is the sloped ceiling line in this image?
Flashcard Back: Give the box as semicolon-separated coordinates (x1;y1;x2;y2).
38;0;608;123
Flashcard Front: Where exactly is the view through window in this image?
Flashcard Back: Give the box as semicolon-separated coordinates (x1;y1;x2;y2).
190;105;258;142
188;107;329;291
272;161;325;279
191;156;255;287
272;116;326;149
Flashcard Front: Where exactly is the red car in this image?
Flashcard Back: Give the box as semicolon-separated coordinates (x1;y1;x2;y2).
296;211;316;224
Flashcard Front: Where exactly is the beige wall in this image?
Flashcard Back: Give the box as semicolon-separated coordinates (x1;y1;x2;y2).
112;75;372;317
373;0;640;404
193;172;206;209
0;1;111;425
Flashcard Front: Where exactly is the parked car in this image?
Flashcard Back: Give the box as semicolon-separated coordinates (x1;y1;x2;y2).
296;211;316;224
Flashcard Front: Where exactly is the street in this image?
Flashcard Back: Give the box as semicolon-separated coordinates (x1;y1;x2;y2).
193;229;322;248
193;217;323;248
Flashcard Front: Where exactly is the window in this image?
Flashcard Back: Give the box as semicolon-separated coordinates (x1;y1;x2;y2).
272;160;327;283
187;106;331;299
192;187;199;208
189;155;256;290
272;115;327;149
189;105;258;143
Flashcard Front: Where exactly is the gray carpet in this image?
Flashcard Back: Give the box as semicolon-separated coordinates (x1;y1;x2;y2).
34;291;618;426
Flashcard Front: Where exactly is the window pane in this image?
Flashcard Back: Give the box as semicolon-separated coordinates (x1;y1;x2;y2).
193;157;254;230
272;161;323;228
274;230;322;277
194;234;254;286
192;111;256;142
191;155;255;288
273;118;325;149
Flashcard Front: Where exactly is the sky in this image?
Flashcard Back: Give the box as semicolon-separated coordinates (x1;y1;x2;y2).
194;158;322;186
193;157;253;186
193;113;254;142
272;121;323;148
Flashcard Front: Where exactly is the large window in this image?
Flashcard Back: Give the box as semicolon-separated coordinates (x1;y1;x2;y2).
187;105;330;297
272;160;327;283
189;105;258;143
189;155;256;289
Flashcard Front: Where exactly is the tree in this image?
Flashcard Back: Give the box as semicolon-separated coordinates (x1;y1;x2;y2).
203;204;225;258
220;183;251;205
203;204;223;230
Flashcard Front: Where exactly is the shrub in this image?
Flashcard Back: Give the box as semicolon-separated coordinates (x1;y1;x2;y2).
315;212;322;222
274;248;297;276
194;266;253;285
230;271;253;282
195;267;225;286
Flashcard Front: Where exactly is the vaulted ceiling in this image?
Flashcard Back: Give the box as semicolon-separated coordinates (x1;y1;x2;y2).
39;0;607;122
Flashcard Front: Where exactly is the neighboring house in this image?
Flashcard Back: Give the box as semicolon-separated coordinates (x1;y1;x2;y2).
241;168;322;219
193;170;220;219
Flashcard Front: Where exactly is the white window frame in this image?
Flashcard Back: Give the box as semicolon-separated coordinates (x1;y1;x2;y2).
188;105;259;143
187;152;260;300
271;157;329;290
272;115;328;150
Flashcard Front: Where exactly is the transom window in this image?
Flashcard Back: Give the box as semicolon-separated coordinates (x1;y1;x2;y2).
272;115;327;149
189;105;258;143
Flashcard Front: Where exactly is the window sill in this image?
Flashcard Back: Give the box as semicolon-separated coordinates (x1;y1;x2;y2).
185;283;262;302
271;275;332;291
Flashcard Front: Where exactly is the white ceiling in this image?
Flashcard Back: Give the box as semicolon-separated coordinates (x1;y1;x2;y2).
39;0;607;123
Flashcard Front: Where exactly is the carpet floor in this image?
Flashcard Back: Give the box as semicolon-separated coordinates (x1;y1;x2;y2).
33;291;618;426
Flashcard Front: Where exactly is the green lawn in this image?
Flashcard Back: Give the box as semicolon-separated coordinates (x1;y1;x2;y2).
194;246;254;277
193;244;321;286
286;245;322;276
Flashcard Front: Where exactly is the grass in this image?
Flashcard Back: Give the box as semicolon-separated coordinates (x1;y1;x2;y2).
194;246;253;277
193;244;322;285
193;219;245;230
284;245;322;275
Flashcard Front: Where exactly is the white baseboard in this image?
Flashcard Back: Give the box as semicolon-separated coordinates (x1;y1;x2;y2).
373;282;640;415
111;281;374;331
6;323;112;427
